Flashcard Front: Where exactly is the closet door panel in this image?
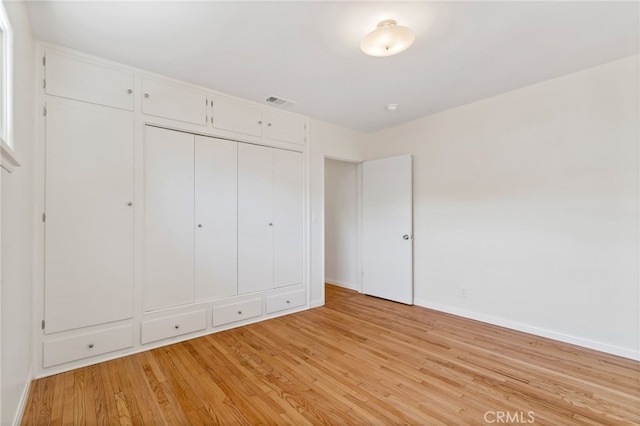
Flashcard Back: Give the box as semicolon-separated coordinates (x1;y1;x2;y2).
143;126;195;311
45;102;134;334
194;135;238;301
273;150;304;288
238;144;274;294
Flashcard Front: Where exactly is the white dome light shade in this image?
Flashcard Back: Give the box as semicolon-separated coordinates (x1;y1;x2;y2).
360;20;415;57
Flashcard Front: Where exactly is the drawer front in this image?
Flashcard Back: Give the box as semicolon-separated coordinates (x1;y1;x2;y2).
266;290;306;314
43;324;133;368
141;310;207;344
46;52;134;111
213;298;263;327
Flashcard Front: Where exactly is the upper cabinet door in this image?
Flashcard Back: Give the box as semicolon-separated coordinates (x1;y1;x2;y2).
141;78;208;126
238;144;274;295
45;52;134;111
195;135;238;301
264;111;306;145
273;150;304;288
45;102;134;334
143;126;195;311
211;97;263;137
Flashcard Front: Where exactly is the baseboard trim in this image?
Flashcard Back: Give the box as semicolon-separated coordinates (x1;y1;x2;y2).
310;300;324;309
414;298;640;361
13;369;33;426
325;278;359;291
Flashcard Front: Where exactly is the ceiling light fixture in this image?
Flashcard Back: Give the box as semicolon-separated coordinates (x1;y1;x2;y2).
361;19;415;57
385;103;398;111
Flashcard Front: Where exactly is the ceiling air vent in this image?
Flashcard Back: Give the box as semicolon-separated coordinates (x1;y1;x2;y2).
265;95;296;108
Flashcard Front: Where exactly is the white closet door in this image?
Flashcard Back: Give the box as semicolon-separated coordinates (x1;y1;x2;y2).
45;102;134;334
194;135;238;301
238;144;274;294
273;150;303;288
143;126;195;311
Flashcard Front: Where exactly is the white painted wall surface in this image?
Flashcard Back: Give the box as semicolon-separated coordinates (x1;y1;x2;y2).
360;56;640;359
309;119;363;307
1;0;36;424
324;159;359;290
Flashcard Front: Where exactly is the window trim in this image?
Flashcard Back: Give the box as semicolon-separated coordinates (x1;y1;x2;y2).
0;1;17;172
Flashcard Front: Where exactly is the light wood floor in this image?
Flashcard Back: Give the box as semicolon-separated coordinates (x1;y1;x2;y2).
23;285;640;425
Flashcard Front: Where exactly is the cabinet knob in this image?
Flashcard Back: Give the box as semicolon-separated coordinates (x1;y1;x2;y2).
144;93;149;98
286;300;290;304
237;311;242;315
127;202;133;206
198;224;203;228
269;222;273;226
88;344;94;349
174;325;180;329
127;89;133;94
258;120;262;125
267;123;272;127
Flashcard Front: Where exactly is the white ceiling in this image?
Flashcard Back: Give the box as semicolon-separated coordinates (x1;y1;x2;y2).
26;1;639;133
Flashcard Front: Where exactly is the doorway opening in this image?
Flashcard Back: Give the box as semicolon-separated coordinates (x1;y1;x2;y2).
324;157;362;293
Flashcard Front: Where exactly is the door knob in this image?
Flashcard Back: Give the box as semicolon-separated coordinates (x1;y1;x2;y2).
198;224;203;228
403;234;410;240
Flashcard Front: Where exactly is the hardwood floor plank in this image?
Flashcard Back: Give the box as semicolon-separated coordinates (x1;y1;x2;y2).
23;285;640;425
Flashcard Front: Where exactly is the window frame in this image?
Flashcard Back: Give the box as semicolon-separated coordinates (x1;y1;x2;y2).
0;1;18;172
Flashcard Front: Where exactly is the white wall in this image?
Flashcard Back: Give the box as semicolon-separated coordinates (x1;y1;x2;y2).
360;55;640;359
324;159;359;290
309;119;363;306
1;0;35;424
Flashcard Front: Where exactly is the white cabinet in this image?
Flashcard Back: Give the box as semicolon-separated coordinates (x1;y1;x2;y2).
45;102;134;334
141;310;207;344
141;78;208;126
143;126;195;311
266;289;306;314
264;110;306;145
212;299;263;327
195;135;238;301
238;144;274;294
211;96;263;137
274;150;304;287
43;325;133;368
238;145;303;294
45;52;135;111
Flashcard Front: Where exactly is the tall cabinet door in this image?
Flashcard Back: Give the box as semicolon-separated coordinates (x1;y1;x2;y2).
45;102;134;334
195;135;238;301
143;126;195;311
273;150;304;288
238;144;274;294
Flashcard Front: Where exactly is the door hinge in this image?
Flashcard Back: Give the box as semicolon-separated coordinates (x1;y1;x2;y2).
42;212;46;222
42;56;46;66
42;106;47;116
210;116;213;124
41;320;45;330
43;79;46;89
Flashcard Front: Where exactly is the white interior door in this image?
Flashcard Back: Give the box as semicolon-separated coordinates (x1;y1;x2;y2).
143;126;195;311
273;149;303;288
195;135;238;301
362;155;413;304
238;144;274;294
45;102;134;333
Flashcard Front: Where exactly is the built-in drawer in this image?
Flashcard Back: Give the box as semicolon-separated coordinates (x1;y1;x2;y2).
212;298;262;327
141;310;207;344
266;289;306;314
43;324;133;368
